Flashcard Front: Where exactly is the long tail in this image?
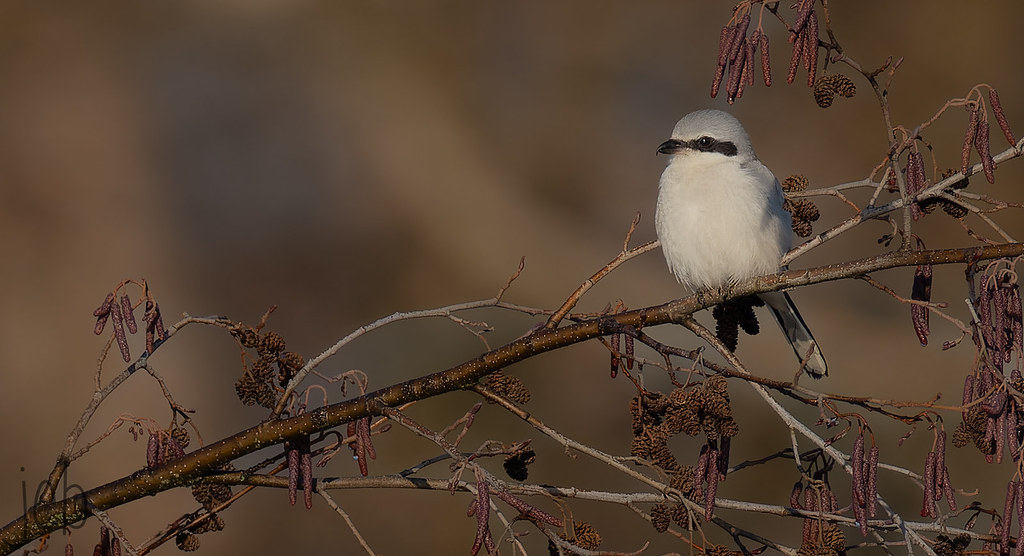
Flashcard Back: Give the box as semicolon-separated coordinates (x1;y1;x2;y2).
760;291;828;378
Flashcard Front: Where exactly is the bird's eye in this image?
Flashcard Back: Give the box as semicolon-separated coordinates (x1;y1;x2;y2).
696;136;714;148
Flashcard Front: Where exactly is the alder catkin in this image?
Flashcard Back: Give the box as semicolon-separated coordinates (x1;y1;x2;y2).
975;119;996;183
804;11;818;86
989;88;1017;145
759;31;771;86
962;107;979;176
120;293;137;334
1002;480;1017;552
786;29;803;84
792;0;815;34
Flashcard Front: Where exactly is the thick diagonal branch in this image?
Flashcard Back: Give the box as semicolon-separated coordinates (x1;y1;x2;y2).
2;242;1021;554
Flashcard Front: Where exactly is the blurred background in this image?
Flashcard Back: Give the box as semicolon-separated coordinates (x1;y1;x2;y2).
0;1;1022;554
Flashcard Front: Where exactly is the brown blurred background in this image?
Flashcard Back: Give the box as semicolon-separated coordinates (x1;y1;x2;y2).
1;2;1022;554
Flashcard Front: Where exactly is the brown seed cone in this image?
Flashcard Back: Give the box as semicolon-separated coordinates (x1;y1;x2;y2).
782;174;809;191
813;75;835;108
832;74;856;97
650;504;671;532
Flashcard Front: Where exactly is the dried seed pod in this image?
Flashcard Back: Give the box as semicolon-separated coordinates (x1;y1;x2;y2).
994;281;1009;356
782;174;809;192
804;10;819;86
853;485;868;536
813;76;836;108
119;294;137;335
997;410;1008;464
962;107;979;177
93;293;114;317
866;445;879;517
911;264;933;345
792;0;815;34
716;25;734;68
703;448;719;521
94;312;111;336
624;333;634;370
1010;285;1023;355
802;484;817;541
146;432;160;468
153;306;166;341
735;38;753;100
693;444;710;498
786;28;803;84
975;119;996;184
302;446;313;509
759;31;771;86
163;435;184;462
851;433;866;506
711;44;728;99
728;14;751;63
650;504;671;533
493;488;563;529
726;43;747;103
610;334;620;378
1017;482;1024;556
941;466;956;512
1003;481;1017;552
921;451;936;518
110;302;131;362
989;88;1017;145
909;151;928;221
746;35;756;87
980;278;995;350
359;417;376;460
1009;404;1020;461
833;74;856;97
286;440;300;506
790;481;803;509
717;436;731;477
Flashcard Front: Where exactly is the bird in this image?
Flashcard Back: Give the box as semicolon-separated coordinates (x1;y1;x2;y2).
654;109;827;377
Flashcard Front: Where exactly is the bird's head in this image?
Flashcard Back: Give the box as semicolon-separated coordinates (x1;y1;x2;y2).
656;109;756;163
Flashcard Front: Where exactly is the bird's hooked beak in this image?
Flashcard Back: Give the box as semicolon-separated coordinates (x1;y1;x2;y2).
656;139;687;155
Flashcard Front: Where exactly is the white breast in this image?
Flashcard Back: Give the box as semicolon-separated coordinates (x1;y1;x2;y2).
655;156;791;290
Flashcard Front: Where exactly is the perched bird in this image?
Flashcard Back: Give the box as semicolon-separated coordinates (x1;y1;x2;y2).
655;109;827;377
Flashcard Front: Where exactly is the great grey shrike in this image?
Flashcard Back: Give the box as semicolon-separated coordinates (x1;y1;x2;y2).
654;109;827;377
